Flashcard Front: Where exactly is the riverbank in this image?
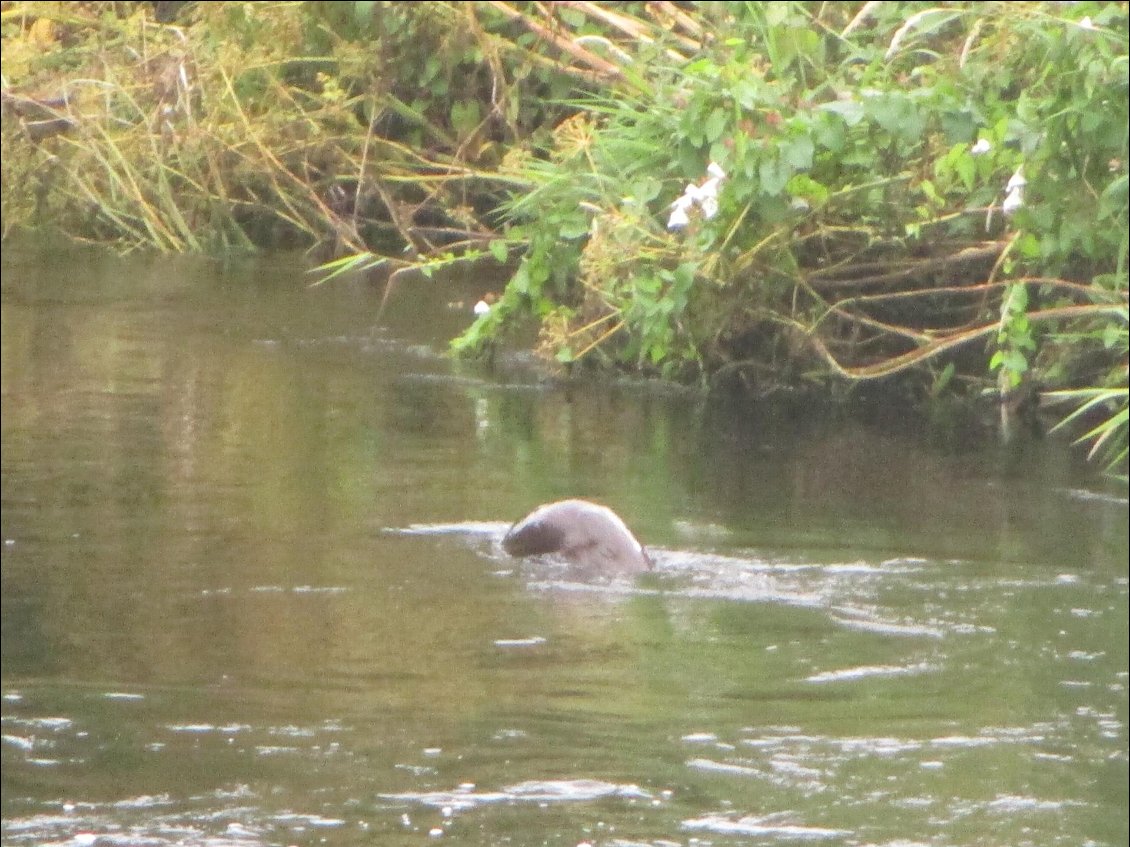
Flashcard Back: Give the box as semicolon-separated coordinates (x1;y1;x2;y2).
2;2;1125;476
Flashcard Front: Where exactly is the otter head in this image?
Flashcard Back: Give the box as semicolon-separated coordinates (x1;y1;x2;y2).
502;499;652;578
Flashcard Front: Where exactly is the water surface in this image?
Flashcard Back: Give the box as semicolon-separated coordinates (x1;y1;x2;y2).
2;245;1127;846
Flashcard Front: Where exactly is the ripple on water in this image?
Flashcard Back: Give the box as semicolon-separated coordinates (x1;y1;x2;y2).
1060;486;1129;506
3;716;74;731
686;755;826;795
379;778;650;812
390;523;996;639
492;636;548;648
270;811;346;828
165;722;250;734
826;613;944;639
524;564;951;641
385;521;510;538
0;785;342;847
804;662;938;683
199;584;349;597
681;721;1075;795
682;813;851;839
2;734;35;751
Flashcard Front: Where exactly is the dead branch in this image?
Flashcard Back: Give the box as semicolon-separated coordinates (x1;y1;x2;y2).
807;242;1006;290
486;1;626;81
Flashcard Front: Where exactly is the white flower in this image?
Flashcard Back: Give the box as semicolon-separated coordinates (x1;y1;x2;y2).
700;195;719;221
1002;169;1026;216
698;178;722;220
667;163;727;229
667;201;691;230
971;138;992;155
473;299;491;315
1079;16;1095;30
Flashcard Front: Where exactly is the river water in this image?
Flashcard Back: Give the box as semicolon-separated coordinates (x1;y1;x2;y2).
2;245;1127;847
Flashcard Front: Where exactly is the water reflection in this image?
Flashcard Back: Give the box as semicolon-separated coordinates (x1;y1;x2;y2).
2;245;1127;846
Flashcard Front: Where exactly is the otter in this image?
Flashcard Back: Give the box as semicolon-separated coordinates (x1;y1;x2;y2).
502;499;652;577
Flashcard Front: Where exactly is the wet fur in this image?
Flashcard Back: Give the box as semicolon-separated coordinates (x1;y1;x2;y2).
502;499;652;577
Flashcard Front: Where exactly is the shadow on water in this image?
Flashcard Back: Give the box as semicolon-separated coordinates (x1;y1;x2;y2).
2;244;1127;846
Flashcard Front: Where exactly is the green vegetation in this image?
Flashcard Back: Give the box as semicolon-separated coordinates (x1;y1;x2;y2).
2;2;1126;476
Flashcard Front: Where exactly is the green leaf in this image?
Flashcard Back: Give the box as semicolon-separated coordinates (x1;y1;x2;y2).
637;273;662;295
780;134;814;171
758;155;789;197
733;78;761;110
631;177;662;204
511;263;530;295
705;108;728;144
353;1;377;25
820;100;864;126
787;173;829;204
673;262;696;292
813;112;846;152
450;100;481;138
683;57;717;76
488;239;508;264
865;93;924;144
557;213;591;240
1016;232;1041;259
932;362;956;396
954;152;975;191
1003;350;1029;374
